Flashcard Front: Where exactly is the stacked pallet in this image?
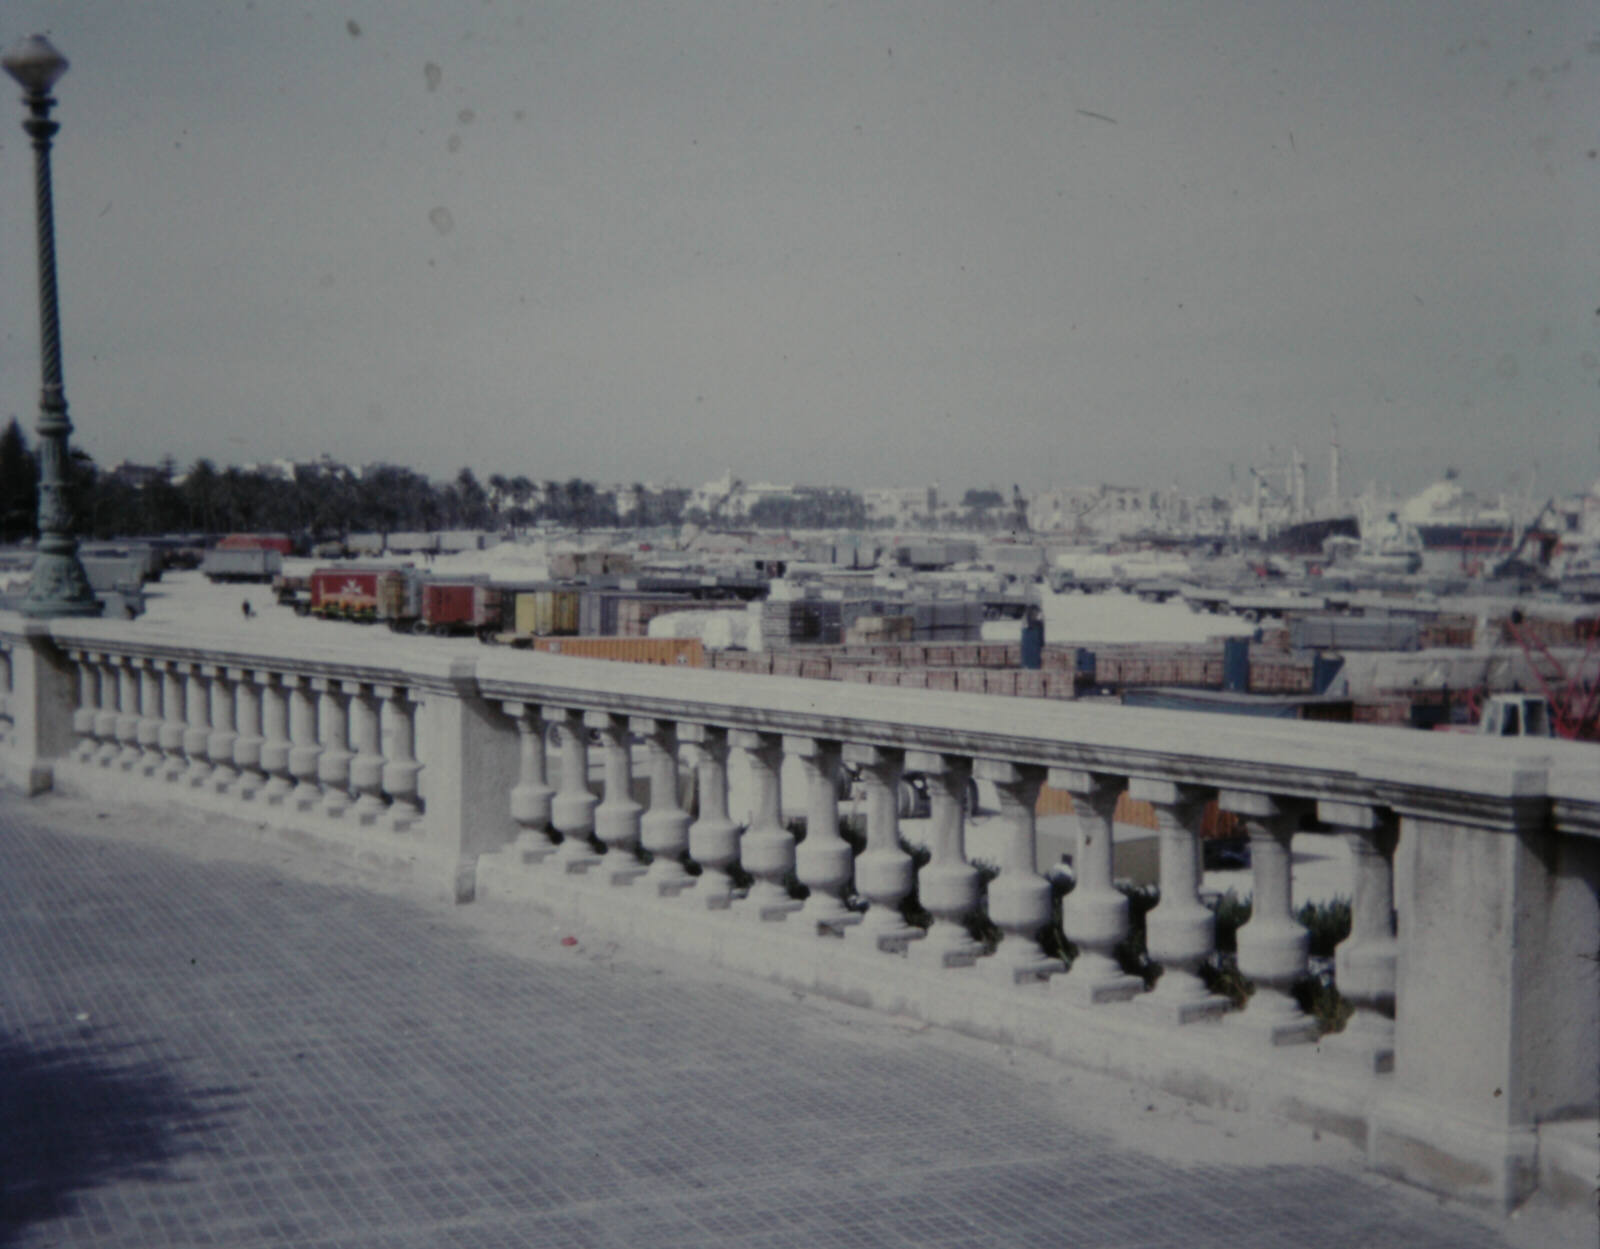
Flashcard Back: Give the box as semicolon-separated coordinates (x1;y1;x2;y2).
1418;615;1477;648
1248;655;1316;694
1499;613;1600;647
616;597;744;638
1074;643;1225;689
1352;697;1412;725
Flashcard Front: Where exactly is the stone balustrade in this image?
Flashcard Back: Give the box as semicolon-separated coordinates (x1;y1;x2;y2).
0;610;1595;1215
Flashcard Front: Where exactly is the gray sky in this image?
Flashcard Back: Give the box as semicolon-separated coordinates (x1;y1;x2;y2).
0;1;1595;500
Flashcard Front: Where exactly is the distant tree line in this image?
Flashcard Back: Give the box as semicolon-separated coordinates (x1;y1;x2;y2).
0;419;1012;542
0;419;39;542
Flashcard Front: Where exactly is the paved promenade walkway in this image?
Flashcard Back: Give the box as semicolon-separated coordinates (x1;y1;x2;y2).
0;791;1567;1249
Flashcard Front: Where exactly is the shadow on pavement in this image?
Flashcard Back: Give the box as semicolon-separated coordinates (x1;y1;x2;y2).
0;1029;238;1244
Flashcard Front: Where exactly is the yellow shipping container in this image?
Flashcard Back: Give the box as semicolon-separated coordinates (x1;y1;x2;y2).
514;589;580;637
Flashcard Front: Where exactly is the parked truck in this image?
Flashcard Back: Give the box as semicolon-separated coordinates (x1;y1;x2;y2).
307;566;419;623
201;547;283;583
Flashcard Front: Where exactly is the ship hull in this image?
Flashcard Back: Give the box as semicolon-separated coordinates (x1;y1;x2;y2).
1413;523;1515;553
1269;515;1359;555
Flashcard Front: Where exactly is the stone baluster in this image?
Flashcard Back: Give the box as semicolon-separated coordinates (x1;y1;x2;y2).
206;665;239;793
347;683;387;824
1220;790;1316;1044
70;651;97;761
181;664;213;785
843;744;921;952
285;674;323;810
1320;801;1399;1071
158;661;187;781
1133;778;1229;1022
546;707;600;872
114;657;142;769
682;723;740;908
1055;769;1143;1002
634;717;691;895
94;654;122;766
259;674;294;804
732;729;801;920
908;751;984;968
315;677;353;817
378;685;423;829
975;761;1062;983
500;701;556;859
589;711;646;884
135;660;164;776
791;736;859;932
232;669;266;800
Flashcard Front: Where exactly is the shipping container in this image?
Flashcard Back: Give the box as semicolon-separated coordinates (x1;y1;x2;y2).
420;580;502;637
1289;615;1420;652
511;588;581;638
386;532;441;554
1032;788;1239;838
217;532;295;555
201;547;283;583
530;636;705;667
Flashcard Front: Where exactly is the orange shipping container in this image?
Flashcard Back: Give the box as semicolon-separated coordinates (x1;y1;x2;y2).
1034;788;1240;838
530;637;705;667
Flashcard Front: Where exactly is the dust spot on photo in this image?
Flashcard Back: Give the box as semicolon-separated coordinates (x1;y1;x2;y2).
458;109;476;126
424;62;443;92
1495;353;1519;381
346;19;361;38
447;134;462;153
429;206;455;235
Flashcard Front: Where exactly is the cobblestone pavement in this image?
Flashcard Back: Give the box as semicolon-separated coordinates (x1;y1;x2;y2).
0;793;1549;1249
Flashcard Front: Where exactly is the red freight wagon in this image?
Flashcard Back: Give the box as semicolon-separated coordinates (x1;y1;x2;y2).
419;580;503;638
308;566;419;624
217;533;294;555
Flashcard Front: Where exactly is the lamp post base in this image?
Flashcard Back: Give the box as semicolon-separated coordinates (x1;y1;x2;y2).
19;549;102;617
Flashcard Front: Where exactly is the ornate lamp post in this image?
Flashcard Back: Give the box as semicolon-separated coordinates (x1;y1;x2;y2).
4;35;100;616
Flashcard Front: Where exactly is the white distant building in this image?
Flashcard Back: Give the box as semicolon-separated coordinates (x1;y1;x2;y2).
1033;484;1225;539
687;471;809;521
687;471;739;519
863;485;937;528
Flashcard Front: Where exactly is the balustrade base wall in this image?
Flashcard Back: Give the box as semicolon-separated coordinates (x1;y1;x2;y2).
3;612;1596;1227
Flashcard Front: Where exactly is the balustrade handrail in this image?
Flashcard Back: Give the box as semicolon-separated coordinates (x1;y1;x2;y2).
4;610;1596;836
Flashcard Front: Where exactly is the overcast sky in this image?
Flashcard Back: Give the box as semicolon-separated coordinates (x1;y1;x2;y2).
0;2;1594;501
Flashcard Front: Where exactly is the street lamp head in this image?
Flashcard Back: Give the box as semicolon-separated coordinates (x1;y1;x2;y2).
2;35;68;98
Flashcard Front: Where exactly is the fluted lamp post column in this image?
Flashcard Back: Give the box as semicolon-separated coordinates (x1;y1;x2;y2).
5;36;100;617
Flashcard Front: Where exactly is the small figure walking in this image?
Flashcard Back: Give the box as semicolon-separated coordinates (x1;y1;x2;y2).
241;600;254;620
